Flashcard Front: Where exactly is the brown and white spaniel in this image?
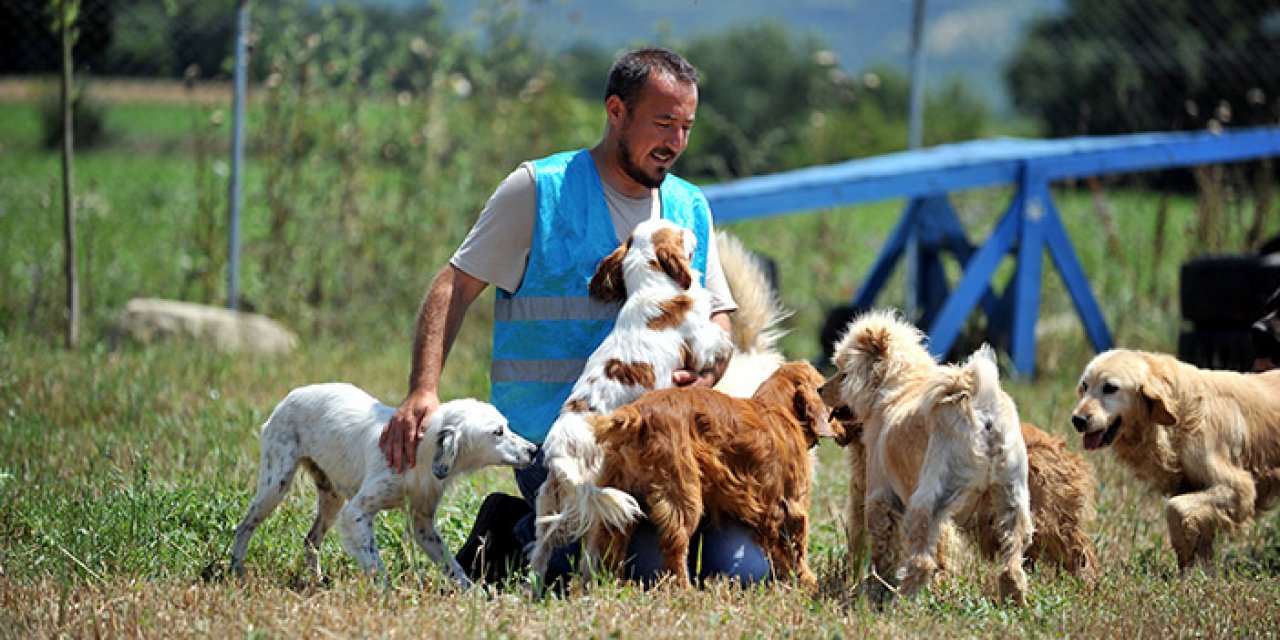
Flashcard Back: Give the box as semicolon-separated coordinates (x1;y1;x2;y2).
530;218;735;582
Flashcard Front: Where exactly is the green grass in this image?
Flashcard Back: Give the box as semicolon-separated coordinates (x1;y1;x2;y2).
3;90;1280;637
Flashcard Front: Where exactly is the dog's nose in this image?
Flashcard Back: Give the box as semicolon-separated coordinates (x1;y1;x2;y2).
1071;414;1088;433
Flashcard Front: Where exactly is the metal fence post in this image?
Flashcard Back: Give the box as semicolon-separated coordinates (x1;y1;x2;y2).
228;0;249;310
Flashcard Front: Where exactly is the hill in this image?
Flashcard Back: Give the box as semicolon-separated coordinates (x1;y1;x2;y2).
329;0;1068;112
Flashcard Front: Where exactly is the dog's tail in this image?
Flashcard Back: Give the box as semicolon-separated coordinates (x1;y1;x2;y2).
538;413;643;540
923;344;1010;426
716;230;789;355
714;230;791;397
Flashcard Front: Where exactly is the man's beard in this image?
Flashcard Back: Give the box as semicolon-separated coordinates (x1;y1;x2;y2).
618;134;669;189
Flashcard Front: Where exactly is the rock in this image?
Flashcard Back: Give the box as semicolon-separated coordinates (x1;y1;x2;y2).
114;297;298;355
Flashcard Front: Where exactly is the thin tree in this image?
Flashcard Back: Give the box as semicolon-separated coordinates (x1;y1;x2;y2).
52;0;80;348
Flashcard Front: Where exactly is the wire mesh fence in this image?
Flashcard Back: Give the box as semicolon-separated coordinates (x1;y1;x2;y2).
4;0;1279;142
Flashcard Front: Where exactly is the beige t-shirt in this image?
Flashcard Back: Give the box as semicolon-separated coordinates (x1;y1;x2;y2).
450;162;738;314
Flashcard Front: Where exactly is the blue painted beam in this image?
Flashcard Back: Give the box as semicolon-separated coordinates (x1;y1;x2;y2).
704;126;1280;375
702;126;1280;223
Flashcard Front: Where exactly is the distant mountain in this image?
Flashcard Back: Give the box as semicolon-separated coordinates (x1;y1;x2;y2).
323;0;1068;112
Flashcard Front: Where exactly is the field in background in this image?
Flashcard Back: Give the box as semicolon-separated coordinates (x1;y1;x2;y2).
3;86;1280;636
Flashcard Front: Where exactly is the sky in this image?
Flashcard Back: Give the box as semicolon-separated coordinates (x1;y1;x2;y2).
344;0;1068;111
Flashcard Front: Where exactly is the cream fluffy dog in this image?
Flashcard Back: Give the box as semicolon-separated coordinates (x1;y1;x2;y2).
229;383;537;586
821;310;1033;605
1071;348;1280;571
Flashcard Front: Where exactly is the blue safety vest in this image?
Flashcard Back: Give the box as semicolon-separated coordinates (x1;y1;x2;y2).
491;149;711;443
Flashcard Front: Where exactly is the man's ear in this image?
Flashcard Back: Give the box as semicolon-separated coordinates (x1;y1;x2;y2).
431;425;459;480
589;240;630;302
605;93;628;128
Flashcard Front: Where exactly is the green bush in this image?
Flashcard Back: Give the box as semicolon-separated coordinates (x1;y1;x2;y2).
38;85;109;150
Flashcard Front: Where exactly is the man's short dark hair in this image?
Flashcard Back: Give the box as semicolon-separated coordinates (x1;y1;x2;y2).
605;48;699;109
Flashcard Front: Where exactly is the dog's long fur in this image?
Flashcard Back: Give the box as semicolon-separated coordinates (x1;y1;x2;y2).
228;383;537;586
1071;348;1280;571
821;310;1034;605
580;362;846;589
531;219;734;580
960;423;1098;581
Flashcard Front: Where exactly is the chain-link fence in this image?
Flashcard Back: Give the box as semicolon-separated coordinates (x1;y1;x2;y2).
4;1;1279;142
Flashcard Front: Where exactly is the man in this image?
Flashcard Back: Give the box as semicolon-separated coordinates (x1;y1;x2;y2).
379;48;770;586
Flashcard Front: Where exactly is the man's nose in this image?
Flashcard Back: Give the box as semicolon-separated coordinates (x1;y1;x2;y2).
667;127;688;152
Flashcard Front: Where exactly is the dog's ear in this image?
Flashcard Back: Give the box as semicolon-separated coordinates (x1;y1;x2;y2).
431;422;460;480
654;236;694;290
795;381;837;446
857;326;891;363
1141;383;1178;426
1141;356;1179;426
589;240;630;303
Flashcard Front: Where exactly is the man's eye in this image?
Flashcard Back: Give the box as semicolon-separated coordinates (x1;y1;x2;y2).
1102;383;1118;395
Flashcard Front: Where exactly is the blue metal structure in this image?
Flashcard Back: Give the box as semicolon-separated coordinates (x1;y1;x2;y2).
702;127;1280;376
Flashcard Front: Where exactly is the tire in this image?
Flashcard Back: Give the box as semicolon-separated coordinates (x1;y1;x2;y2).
1179;256;1280;328
1177;328;1255;372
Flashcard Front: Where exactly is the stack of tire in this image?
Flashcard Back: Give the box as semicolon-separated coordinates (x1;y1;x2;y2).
1178;248;1280;371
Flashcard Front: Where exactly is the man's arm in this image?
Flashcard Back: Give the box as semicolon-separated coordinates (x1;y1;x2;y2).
380;264;489;472
672;310;733;388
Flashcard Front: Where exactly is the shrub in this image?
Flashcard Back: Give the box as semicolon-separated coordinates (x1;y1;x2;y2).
38;84;109;150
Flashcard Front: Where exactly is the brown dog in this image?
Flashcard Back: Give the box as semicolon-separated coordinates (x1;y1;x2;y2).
580;362;847;589
963;424;1099;581
1072;348;1280;571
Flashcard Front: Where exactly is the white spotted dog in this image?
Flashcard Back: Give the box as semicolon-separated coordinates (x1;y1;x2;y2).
228;383;537;587
530;218;735;582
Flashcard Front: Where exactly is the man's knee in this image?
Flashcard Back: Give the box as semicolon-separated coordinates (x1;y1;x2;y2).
625;519;770;586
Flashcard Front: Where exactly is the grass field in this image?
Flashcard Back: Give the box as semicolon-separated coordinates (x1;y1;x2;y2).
3;92;1280;637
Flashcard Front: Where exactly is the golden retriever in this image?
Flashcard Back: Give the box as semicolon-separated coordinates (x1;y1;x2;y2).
580;362;848;590
820;310;1034;605
1071;348;1280;571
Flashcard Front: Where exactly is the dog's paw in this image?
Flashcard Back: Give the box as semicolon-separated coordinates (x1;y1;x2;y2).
997;569;1028;606
896;555;936;597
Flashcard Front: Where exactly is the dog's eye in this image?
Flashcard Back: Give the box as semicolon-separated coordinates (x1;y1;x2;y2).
1079;382;1088;393
1102;383;1118;395
494;425;505;437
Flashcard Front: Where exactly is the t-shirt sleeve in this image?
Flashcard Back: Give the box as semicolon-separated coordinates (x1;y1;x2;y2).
703;218;739;315
450;163;537;294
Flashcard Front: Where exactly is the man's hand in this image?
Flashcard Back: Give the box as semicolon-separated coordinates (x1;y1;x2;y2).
672;368;718;387
380;390;441;472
